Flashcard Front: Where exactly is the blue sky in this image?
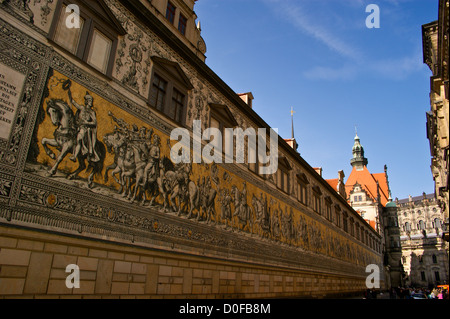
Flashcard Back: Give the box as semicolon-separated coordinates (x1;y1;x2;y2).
194;0;438;200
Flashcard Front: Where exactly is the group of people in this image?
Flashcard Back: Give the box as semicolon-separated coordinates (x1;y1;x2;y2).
388;286;449;299
362;286;449;299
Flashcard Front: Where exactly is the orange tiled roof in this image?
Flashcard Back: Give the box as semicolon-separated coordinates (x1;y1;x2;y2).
325;178;339;191
345;166;390;206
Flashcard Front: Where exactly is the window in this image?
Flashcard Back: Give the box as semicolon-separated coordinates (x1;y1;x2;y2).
343;212;348;232
170;88;185;123
432;254;437;263
349;218;354;236
53;5;85;54
178;13;187;35
421;271;426;281
296;173;309;206
150;74;167;112
248;133;274;178
433;218;442;229
404;222;411;232
86;29;112;73
149;57;193;125
209;104;238;162
334;205;341;227
49;0;125;76
325;197;332;221
277;169;289;193
166;2;176;24
435;271;440;282
418;220;426;230
312;186;321;214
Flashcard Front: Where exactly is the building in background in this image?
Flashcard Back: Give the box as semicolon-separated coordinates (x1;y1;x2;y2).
423;0;449;244
396;193;449;288
327;132;403;288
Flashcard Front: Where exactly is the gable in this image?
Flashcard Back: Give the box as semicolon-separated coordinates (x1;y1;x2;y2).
210;104;238;127
80;0;126;35
151;56;193;90
345;166;389;206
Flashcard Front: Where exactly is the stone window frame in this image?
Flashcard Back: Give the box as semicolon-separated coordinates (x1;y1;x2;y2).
312;185;322;215
276;157;292;194
148;56;193;126
208;103;238;163
296;173;309;207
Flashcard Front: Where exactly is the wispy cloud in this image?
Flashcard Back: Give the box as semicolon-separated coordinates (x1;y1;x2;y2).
262;0;424;81
265;0;363;62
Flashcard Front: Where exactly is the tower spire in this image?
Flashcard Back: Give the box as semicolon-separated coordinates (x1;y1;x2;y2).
350;130;368;169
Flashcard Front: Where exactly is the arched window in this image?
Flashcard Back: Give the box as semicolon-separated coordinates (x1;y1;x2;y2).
433;218;441;229
404;222;411;232
418;220;425;230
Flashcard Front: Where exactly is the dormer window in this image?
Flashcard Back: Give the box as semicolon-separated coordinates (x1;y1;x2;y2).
49;0;125;76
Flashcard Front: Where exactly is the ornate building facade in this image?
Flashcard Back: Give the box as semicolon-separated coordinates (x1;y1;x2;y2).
423;0;449;244
338;133;403;288
0;0;383;298
396;194;449;287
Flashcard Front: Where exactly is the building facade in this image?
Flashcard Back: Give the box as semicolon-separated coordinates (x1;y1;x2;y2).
423;0;449;244
396;194;449;288
0;0;383;298
329;133;403;288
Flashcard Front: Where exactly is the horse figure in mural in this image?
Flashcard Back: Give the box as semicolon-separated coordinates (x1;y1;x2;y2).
42;98;105;188
231;184;253;233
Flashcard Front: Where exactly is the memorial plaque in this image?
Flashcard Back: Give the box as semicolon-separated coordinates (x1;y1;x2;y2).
0;63;26;140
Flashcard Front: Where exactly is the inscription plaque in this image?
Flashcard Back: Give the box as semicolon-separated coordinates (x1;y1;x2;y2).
0;63;26;140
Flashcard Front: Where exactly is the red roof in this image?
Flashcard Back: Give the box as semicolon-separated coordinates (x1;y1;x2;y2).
325;178;339;191
345;166;390;206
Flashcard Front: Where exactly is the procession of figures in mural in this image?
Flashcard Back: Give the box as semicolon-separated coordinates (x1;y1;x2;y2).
28;76;372;264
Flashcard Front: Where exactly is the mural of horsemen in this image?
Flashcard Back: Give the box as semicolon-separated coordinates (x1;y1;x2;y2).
41;80;106;188
27;70;370;266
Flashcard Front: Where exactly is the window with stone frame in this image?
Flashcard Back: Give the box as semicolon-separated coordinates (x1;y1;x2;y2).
296;173;309;206
247;132;270;178
276;157;291;194
334;205;341;227
343;211;348;232
209;104;238;163
148;57;193;125
312;186;322;214
49;0;125;76
324;196;332;221
349;217;355;236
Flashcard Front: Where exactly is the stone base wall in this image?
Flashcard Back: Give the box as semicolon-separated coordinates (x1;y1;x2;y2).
0;225;369;298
